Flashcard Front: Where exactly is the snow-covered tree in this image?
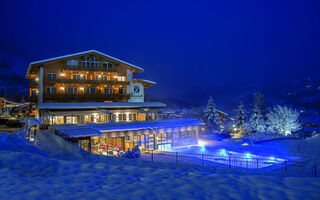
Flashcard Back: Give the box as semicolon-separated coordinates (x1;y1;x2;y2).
246;112;266;133
235;103;247;134
246;92;267;132
253;92;267;116
266;105;301;135
203;96;220;130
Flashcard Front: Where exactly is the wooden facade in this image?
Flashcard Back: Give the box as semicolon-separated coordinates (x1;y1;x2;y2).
26;50;154;105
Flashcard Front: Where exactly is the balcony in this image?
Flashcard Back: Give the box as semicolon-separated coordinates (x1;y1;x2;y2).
64;65;119;72
43;93;130;102
44;78;130;85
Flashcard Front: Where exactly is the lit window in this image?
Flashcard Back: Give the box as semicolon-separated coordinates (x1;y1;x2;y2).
46;73;57;79
117;76;126;81
46;87;57;94
66;59;78;66
119;88;127;94
104;88;113;94
129;113;137;121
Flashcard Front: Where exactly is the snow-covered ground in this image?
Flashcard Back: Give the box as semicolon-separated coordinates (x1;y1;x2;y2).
0;129;319;200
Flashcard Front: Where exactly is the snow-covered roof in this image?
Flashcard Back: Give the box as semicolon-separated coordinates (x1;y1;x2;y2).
38;102;166;110
57;128;102;138
26;50;144;77
134;79;156;85
53;118;205;137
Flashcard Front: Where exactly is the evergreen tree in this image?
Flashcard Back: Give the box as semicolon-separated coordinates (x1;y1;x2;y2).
235;103;246;134
246;92;267;133
203;96;220;131
253;92;267;116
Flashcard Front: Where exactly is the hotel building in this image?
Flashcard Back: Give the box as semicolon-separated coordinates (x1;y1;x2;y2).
26;50;204;153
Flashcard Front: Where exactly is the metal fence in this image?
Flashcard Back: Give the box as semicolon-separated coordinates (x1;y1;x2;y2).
140;151;318;177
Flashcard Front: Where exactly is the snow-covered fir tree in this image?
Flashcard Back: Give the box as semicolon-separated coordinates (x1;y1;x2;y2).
266;105;301;135
203;96;220;131
253;92;267;116
246;92;267;132
235;103;247;134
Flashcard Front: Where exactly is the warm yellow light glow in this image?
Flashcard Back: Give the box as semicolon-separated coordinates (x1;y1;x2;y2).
80;74;84;77
80;87;84;90
61;87;65;90
61;73;65;77
35;78;39;81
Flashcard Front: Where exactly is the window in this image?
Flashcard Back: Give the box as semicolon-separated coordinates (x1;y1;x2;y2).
118;113;126;121
116;76;126;81
102;61;113;69
46;73;57;79
72;74;86;80
46;87;57;94
66;59;78;66
82;56;91;67
95;75;108;80
83;56;98;67
67;87;78;94
104;88;113;94
66;116;78;124
86;87;96;94
129;113;137;121
91;57;98;68
73;74;80;80
119;88;127;94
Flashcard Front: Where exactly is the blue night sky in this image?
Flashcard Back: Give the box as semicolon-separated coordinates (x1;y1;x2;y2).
0;0;320;106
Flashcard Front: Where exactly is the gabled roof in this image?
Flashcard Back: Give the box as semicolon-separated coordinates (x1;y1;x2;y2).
26;50;144;78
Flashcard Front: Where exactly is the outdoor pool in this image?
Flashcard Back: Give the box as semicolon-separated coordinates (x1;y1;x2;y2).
168;145;287;169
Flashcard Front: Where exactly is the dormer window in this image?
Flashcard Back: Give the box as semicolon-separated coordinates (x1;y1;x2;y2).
66;59;78;66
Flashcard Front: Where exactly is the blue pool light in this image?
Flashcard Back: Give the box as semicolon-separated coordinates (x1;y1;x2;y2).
244;153;252;161
219;149;228;157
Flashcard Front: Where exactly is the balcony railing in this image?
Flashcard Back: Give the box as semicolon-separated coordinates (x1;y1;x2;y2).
64;65;119;72
44;78;130;85
43;93;130;102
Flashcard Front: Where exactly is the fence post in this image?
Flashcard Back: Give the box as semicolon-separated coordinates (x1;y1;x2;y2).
151;150;154;162
176;152;178;164
202;154;204;166
315;163;317;177
285;161;288;174
228;156;231;168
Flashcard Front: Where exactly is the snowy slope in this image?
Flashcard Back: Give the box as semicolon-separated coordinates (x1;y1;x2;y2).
0;130;319;200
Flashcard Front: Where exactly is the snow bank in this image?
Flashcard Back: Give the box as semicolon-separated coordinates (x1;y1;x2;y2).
0;130;319;199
